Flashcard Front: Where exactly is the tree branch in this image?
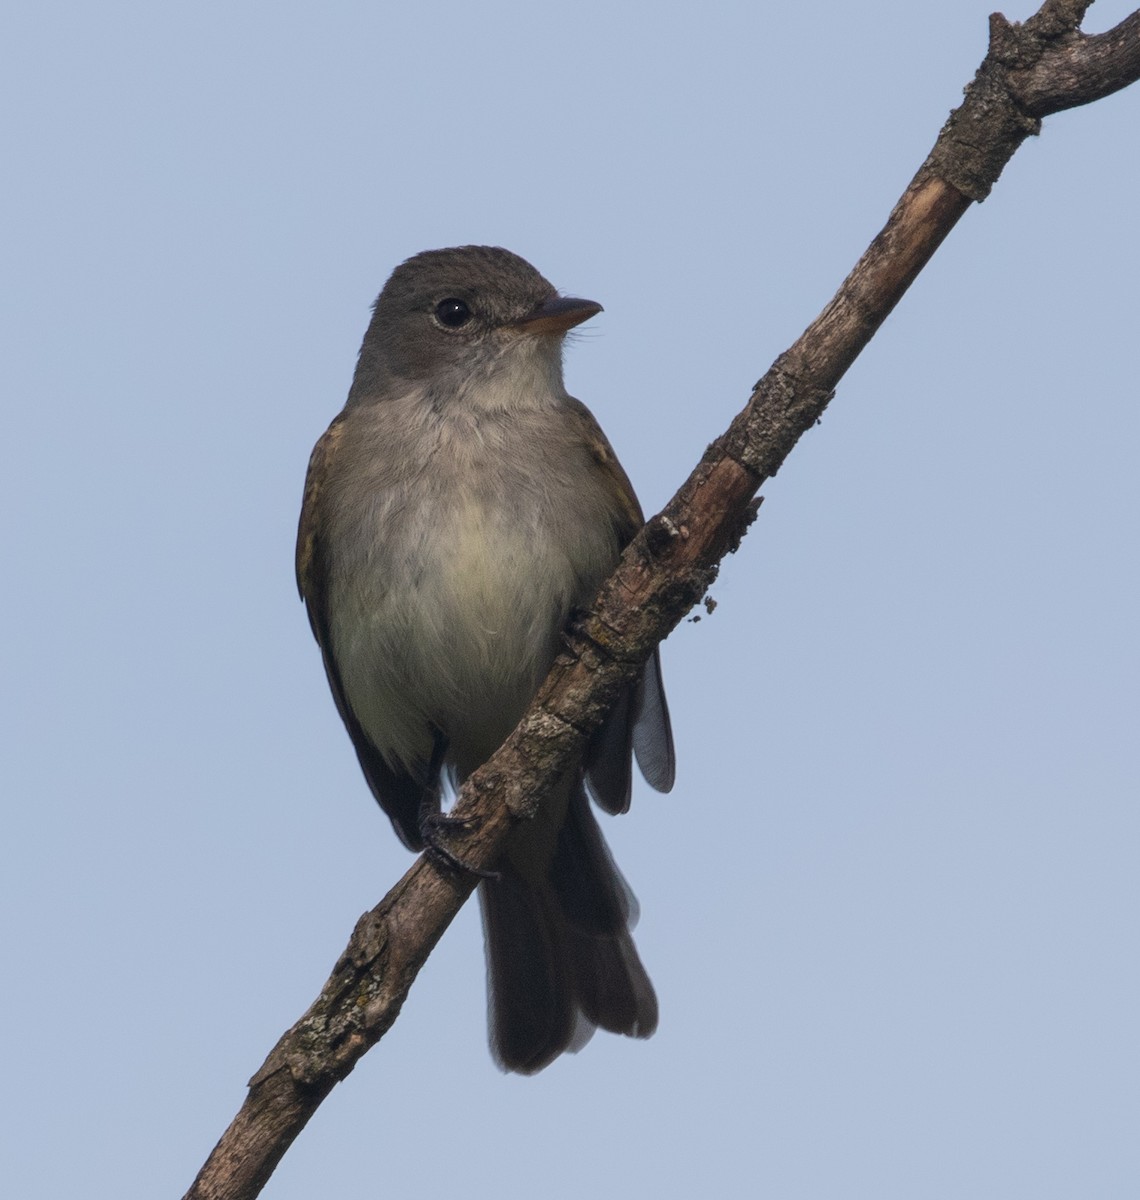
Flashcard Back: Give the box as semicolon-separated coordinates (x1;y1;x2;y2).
1006;5;1140;115
184;5;1140;1198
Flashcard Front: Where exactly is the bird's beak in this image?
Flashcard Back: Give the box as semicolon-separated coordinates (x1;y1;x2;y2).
510;296;603;335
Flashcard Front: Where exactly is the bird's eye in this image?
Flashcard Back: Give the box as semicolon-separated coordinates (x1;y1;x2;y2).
435;298;472;328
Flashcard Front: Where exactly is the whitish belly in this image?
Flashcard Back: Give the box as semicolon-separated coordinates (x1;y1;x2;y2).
331;490;605;777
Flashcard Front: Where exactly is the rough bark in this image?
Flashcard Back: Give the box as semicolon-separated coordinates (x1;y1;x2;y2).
184;5;1140;1198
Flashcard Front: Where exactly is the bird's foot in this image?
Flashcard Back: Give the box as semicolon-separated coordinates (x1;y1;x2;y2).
420;812;500;881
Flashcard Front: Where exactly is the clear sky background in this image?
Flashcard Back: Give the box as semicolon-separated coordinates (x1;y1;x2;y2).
5;2;1139;1197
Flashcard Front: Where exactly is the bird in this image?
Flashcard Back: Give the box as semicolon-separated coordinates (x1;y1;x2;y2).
296;245;674;1073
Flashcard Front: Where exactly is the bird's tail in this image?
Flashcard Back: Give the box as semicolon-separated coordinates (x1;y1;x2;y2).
478;783;657;1074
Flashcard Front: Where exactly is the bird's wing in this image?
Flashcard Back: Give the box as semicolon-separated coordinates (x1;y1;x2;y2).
296;413;436;850
569;400;676;811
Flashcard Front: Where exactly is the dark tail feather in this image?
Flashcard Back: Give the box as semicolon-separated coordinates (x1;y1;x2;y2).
564;919;658;1040
479;786;657;1074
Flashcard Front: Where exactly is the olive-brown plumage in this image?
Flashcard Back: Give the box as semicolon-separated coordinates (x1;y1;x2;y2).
297;246;673;1072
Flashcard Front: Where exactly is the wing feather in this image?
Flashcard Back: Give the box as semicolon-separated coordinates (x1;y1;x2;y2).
296;414;437;848
569;400;676;805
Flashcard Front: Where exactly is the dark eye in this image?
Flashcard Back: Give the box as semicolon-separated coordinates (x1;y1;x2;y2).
435;297;471;328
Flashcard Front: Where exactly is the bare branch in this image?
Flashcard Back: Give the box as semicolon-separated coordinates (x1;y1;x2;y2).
1007;9;1140;114
183;4;1140;1198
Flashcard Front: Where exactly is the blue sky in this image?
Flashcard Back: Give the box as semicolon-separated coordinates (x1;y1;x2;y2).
5;3;1139;1197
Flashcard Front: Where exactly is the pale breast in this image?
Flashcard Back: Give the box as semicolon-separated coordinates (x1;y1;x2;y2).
326;393;621;778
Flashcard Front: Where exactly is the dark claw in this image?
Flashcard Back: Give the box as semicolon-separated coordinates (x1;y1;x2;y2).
560;605;592;655
420;812;500;881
